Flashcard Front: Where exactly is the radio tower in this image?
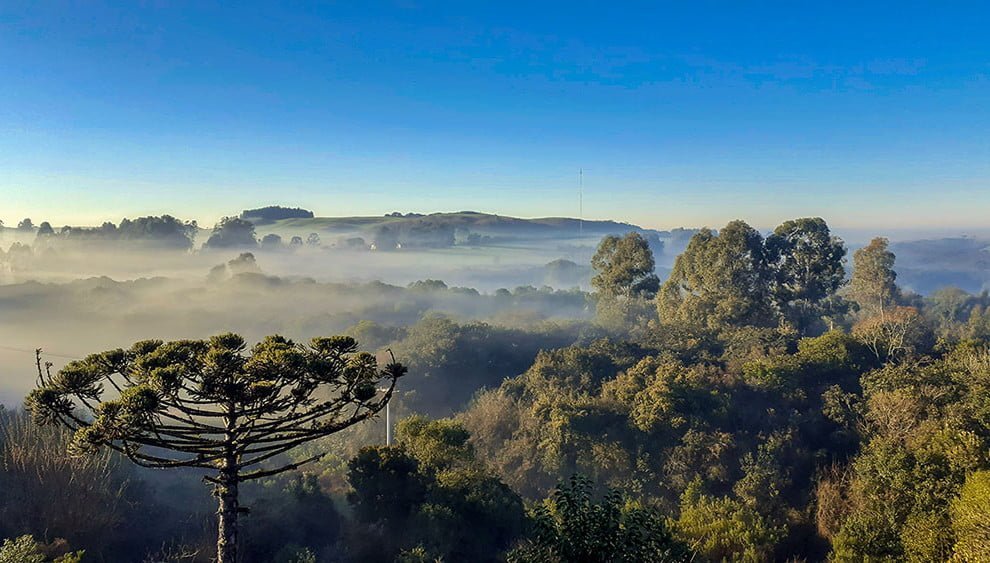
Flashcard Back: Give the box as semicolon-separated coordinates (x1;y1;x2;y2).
579;168;584;237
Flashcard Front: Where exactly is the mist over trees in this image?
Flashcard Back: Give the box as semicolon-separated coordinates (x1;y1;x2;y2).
2;215;198;251
205;217;259;249
3;213;990;561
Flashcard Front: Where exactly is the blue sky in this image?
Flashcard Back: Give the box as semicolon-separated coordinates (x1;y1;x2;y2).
1;2;988;232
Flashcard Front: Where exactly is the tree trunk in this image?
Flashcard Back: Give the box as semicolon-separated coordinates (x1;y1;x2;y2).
216;464;239;563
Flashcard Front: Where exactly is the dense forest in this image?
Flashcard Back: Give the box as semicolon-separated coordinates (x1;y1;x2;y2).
3;216;990;561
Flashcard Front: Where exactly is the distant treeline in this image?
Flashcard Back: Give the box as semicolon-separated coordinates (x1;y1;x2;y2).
2;215;198;250
240;205;315;223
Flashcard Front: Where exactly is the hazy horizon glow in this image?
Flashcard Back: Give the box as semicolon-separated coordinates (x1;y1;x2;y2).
2;3;989;232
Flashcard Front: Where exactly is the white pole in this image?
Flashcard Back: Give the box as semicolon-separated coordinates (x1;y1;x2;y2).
385;401;392;446
378;385;394;446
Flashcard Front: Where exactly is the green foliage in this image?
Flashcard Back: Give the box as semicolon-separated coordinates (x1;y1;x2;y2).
25;215;197;249
241;205;314;223
241;474;342;561
765;217;848;333
659;218;851;335
347;446;430;527
676;481;785;562
204;216;258;248
591;232;662;333
849;237;900;316
0;536;83;563
658;221;776;331
28;333;403;471
592;232;660;300
508;474;690;563
27;332;404;563
733;432;793;519
348;418;525;562
609;356;720;434
396;416;473;472
395;546;443;563
826;336;990;562
389;315;586;413
0;536;45;563
951;471;990;562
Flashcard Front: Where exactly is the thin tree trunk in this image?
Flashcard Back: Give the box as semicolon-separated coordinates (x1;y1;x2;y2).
218;398;240;563
216;464;239;563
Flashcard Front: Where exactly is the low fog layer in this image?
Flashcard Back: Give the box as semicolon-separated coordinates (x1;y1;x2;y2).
0;270;596;405
1;210;988;406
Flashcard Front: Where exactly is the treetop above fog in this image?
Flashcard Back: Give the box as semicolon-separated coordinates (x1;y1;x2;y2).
240;206;315;223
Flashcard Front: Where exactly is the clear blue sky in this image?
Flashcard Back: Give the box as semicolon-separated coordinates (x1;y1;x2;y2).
1;2;988;232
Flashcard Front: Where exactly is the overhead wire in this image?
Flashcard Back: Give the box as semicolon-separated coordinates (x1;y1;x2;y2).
0;344;79;360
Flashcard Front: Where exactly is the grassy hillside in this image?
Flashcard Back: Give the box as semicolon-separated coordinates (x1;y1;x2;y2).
256;211;662;239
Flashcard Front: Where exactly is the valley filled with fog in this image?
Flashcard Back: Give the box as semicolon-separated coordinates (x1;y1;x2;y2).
3;208;990;562
2;208;988;407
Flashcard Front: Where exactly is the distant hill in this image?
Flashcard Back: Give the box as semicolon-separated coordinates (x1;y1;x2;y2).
241;206;314;224
257;210;666;239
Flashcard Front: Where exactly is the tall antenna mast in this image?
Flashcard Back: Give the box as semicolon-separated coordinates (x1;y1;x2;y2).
579;168;584;237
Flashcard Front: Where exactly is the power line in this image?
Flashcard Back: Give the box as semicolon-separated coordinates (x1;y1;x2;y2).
0;344;79;360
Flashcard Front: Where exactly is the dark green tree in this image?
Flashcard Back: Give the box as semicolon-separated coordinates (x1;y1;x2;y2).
657;220;775;330
508;474;690;563
205;217;258;249
591;233;660;300
348;416;526;562
765;217;847;333
26;333;405;563
35;222;55;239
114;215;196;249
591;233;660;330
348;446;431;529
849;237;899;317
240;473;343;561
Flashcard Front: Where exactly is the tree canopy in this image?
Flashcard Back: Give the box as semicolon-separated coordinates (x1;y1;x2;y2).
658;218;848;335
657;220;776;330
26;333;406;563
591;232;660;300
850;237;900;317
204;217;258;249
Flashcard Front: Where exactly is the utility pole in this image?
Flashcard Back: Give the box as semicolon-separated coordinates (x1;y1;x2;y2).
386;399;392;446
379;386;393;446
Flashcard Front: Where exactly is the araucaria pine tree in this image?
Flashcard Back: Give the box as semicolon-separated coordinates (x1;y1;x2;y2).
26;333;406;563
